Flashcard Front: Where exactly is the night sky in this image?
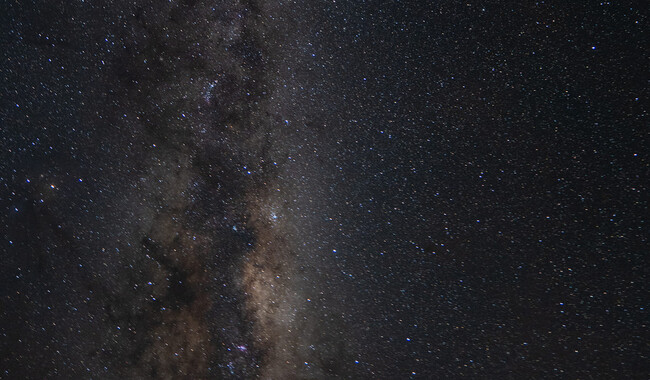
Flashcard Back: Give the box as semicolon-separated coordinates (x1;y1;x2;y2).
1;1;647;378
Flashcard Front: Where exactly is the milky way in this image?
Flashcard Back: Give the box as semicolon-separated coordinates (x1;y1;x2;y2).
3;0;359;377
2;0;647;378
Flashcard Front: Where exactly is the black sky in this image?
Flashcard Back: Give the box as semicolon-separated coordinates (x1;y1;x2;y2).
1;0;647;378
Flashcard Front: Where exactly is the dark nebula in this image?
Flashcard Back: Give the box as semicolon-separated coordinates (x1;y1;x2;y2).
1;1;647;378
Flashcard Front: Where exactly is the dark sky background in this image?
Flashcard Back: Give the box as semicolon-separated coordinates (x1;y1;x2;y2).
1;0;647;378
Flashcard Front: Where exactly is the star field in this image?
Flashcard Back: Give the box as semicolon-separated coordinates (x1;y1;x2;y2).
1;1;647;378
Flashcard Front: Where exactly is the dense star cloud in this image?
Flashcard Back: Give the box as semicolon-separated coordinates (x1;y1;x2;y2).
1;0;647;378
